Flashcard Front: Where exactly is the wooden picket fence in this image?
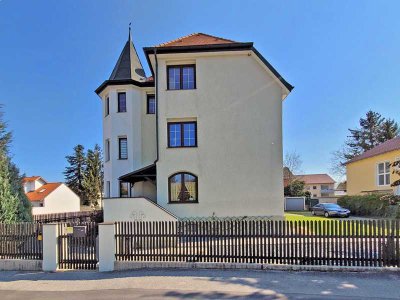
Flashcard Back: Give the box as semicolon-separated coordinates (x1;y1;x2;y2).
115;220;400;267
33;210;103;224
0;223;43;260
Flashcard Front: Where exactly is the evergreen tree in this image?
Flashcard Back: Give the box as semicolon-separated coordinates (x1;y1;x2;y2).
331;111;399;176
8;162;32;222
0;106;32;223
82;144;103;208
0;154;20;223
380;119;399;142
346;110;384;154
64;145;86;203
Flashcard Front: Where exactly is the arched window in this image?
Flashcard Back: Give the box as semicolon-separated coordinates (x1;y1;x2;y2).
168;172;198;203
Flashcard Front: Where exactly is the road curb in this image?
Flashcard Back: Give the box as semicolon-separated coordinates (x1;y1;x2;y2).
114;261;400;273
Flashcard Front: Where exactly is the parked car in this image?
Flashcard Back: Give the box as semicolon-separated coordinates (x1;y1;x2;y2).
311;203;350;218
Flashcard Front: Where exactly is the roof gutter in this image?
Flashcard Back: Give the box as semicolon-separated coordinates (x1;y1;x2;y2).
143;42;293;92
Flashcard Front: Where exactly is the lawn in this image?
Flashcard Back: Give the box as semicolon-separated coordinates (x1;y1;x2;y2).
284;212;399;236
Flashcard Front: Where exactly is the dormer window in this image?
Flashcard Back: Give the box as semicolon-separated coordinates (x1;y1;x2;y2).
167;65;196;90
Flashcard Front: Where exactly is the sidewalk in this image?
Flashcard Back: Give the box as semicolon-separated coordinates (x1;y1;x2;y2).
0;269;399;299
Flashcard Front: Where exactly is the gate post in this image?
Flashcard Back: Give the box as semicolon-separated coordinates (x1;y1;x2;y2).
42;223;59;271
99;222;115;272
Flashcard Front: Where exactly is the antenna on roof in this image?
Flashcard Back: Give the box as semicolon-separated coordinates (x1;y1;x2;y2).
128;22;132;42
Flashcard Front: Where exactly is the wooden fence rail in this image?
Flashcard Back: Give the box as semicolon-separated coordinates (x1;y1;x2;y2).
33;210;103;224
115;220;400;267
0;223;43;260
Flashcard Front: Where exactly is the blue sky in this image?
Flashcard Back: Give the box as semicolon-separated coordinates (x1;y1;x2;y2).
1;0;399;182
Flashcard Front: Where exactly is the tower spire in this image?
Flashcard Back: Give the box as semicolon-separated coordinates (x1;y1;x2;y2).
128;22;132;42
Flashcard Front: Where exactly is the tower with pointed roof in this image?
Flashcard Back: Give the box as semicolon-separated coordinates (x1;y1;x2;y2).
96;29;156;200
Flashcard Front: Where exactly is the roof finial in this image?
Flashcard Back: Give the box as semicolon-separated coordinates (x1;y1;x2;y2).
128;22;132;42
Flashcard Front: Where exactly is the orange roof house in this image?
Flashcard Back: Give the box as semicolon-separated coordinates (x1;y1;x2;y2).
22;176;80;215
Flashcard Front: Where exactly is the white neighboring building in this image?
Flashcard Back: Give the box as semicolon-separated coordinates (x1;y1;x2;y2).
96;32;293;220
23;176;80;215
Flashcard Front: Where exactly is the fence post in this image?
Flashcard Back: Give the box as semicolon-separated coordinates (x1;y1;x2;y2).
99;222;115;272
42;223;59;271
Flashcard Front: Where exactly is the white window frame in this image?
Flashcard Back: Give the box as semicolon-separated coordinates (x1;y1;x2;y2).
376;161;390;186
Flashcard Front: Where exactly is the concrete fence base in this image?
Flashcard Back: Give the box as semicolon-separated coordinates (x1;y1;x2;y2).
0;259;42;271
114;261;400;273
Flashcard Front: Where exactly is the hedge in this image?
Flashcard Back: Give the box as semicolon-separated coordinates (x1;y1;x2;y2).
337;194;400;218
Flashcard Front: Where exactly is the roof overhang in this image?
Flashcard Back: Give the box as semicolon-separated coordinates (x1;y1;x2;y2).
143;42;293;95
119;164;157;184
95;79;154;95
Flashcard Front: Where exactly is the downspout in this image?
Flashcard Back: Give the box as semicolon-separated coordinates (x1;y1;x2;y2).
153;48;159;164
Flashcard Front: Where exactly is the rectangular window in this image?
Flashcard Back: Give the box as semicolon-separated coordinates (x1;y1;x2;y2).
118;92;126;112
119;181;129;198
105;97;109;116
167;65;196;90
105;139;110;162
106;181;110;198
147;95;156;114
119;137;128;159
377;162;390;186
168;122;197;148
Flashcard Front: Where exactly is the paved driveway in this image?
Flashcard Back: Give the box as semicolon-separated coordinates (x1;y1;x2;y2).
0;269;399;299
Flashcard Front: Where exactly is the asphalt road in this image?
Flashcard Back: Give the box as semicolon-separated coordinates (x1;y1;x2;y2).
0;269;399;299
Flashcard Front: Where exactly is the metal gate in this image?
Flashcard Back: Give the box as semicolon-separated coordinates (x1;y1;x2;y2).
57;222;98;270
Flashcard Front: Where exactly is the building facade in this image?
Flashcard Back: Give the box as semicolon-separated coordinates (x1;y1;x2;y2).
96;32;293;219
346;137;400;195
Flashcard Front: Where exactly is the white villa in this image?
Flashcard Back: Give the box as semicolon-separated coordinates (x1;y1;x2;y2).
96;32;293;220
23;176;80;215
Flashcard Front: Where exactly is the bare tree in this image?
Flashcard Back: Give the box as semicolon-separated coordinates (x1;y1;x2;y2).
330;145;348;178
283;151;303;185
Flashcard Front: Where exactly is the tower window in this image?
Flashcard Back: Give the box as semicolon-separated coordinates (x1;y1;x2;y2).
119;137;128;160
118;92;126;112
147;95;156;114
105;97;109;116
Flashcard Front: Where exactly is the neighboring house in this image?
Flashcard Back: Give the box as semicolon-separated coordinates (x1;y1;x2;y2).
296;174;336;198
346;137;400;196
22;176;80;215
334;181;347;196
96;32;293;219
283;171;336;198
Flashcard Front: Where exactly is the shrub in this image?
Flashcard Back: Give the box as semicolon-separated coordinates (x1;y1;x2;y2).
337;194;398;218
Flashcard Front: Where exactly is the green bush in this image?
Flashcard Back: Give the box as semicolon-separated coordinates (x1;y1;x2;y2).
338;194;400;218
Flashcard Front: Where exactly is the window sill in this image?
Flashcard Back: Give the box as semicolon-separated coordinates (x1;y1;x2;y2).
167;146;198;149
117;111;127;113
118;158;128;160
166;88;197;91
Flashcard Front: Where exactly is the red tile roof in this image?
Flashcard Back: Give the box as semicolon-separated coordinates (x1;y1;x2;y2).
22;176;42;183
346;137;400;164
295;174;336;184
26;183;62;202
156;33;237;47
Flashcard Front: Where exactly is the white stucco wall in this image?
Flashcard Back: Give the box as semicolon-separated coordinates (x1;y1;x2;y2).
101;86;156;198
31;184;80;215
154;51;285;218
103;197;177;222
